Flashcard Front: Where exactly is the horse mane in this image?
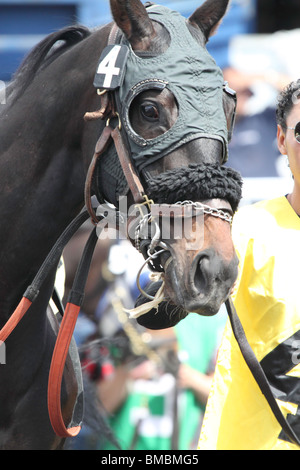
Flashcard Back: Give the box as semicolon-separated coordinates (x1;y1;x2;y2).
6;25;91;105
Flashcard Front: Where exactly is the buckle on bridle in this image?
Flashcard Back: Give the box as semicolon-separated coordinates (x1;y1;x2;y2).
135;194;154;217
106;112;122;131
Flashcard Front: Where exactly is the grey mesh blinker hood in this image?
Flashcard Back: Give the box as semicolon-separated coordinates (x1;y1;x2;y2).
118;4;229;171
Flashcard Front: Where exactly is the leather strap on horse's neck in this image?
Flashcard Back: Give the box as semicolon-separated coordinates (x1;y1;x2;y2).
225;297;300;447
108;22;120;45
0;209;90;343
48;228;99;438
0;208;96;438
106;23;146;204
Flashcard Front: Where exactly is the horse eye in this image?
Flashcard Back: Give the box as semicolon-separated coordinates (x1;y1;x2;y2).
141;103;159;121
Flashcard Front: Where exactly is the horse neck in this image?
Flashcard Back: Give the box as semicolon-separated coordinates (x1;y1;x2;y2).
0;28;108;318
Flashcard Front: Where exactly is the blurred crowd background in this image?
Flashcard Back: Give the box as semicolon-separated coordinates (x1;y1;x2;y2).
1;0;300;450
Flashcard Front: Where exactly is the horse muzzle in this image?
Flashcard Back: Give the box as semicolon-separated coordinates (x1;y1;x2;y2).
165;248;239;315
131;199;239;316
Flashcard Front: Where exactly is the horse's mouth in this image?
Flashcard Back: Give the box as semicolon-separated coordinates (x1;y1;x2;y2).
165;286;229;316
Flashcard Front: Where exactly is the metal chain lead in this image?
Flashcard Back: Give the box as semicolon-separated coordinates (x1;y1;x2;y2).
174;200;233;224
135;200;233;252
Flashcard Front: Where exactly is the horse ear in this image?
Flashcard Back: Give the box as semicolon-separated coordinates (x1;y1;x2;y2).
188;0;230;42
109;0;155;48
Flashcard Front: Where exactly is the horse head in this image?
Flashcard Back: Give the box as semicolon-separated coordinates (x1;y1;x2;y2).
130;164;241;318
88;0;241;323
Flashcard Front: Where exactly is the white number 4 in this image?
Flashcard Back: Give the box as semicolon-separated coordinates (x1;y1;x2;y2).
96;45;121;89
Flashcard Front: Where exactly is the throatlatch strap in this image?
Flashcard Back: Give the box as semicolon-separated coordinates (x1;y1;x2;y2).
225;297;300;447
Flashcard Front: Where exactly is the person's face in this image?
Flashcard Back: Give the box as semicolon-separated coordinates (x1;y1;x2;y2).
277;101;300;182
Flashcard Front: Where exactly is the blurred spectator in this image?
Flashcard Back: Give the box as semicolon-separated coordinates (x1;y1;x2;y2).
98;307;227;451
256;0;300;33
205;0;298;178
224;67;291;177
195;0;298;179
199;0;282;177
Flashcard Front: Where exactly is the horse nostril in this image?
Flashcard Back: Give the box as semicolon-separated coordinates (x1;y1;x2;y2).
193;255;209;295
191;250;238;302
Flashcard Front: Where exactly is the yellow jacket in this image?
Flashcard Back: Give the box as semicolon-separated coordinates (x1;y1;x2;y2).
199;196;300;450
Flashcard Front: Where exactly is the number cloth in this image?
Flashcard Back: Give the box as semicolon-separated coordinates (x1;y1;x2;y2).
198;196;300;450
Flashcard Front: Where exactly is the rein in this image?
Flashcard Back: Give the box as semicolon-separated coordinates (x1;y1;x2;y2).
0;208;97;437
226;298;300;447
0;204;113;438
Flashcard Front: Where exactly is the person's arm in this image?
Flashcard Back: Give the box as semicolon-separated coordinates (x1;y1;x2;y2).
177;363;213;405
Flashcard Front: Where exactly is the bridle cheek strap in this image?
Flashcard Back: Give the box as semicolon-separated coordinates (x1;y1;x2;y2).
84;125;113;224
111;126;145;204
84;123;147;225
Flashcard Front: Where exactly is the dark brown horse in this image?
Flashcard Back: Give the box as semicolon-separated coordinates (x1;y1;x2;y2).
0;0;240;449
